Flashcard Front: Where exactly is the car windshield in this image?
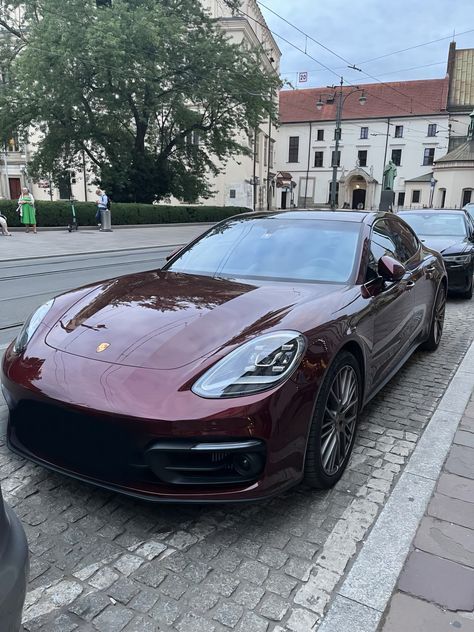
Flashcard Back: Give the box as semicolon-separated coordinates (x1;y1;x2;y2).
399;212;467;237
167;217;362;283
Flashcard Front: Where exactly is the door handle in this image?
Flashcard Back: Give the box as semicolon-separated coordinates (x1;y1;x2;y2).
426;266;436;272
406;280;415;289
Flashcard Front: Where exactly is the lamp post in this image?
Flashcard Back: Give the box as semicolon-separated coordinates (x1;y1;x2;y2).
317;77;367;210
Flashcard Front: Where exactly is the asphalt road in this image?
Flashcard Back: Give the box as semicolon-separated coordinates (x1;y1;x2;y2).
0;246;173;347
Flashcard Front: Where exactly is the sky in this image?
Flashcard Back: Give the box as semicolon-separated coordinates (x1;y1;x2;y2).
259;0;474;89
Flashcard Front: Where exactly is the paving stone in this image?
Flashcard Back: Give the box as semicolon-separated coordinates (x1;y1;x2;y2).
235;612;269;632
113;554;144;577
454;429;474;448
176;612;216;632
382;592;474;632
258;593;289;621
69;592;110;622
123;615;157;632
159;573;189;599
266;571;298;598
92;604;135;631
237;560;269;585
398;549;474;610
89;567;120;590
212;601;244;628
428;492;474;530
445;444;474;479
286;607;319;631
107;578;140;605
284;556;314;581
149;596;181;626
437;472;474;503
233;583;265;609
128;588;159;613
258;546;289;569
415;516;474;568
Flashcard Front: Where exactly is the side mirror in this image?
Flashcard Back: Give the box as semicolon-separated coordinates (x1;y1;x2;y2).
166;246;184;262
378;255;406;282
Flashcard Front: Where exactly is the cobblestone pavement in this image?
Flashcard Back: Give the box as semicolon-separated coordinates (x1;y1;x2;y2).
1;298;473;632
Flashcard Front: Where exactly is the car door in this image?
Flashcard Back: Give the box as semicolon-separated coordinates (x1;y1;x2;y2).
386;215;436;340
365;219;417;391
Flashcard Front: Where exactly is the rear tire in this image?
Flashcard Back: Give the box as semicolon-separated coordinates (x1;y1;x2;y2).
304;351;362;489
421;283;446;351
461;272;473;300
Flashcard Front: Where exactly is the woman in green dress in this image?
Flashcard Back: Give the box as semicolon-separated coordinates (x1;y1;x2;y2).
18;188;37;233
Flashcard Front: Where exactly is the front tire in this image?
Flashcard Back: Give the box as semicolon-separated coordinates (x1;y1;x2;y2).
304;351;362;489
421;283;446;351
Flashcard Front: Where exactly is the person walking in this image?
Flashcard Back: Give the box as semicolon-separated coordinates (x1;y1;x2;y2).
0;212;12;236
95;189;109;228
18;188;37;233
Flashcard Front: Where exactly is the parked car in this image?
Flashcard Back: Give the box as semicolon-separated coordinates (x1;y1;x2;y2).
1;211;446;502
0;482;29;631
398;209;474;298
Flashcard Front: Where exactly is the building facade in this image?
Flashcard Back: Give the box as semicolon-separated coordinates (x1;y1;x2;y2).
275;79;453;210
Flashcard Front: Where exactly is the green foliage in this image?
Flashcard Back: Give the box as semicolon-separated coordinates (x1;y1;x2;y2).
0;199;248;227
0;0;280;203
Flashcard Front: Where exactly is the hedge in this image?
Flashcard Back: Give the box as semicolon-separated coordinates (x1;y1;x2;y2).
0;200;250;227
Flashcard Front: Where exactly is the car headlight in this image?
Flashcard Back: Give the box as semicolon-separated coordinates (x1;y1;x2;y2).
443;254;471;264
13;300;54;354
192;331;306;399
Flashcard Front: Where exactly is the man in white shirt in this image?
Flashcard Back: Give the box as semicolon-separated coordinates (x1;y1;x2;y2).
95;189;109;228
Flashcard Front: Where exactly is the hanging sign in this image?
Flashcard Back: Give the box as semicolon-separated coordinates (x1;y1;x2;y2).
298;72;308;83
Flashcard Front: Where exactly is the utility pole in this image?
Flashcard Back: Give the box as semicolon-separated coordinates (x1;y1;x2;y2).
330;78;344;210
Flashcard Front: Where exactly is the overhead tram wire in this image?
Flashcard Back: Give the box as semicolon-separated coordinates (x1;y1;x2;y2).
280;60;447;80
255;2;470;131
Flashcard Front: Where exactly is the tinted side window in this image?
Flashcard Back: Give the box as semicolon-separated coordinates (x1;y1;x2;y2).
366;220;397;281
387;217;419;263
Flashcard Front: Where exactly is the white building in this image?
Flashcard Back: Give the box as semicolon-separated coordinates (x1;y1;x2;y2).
0;0;280;210
275;78;455;210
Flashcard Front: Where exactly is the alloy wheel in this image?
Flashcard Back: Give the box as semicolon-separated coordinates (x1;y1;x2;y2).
320;365;359;476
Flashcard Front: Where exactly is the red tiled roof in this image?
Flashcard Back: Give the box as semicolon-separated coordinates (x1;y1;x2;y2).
279;78;449;123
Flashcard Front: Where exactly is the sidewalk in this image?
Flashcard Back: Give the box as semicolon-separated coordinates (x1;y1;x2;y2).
381;394;474;631
0;223;213;261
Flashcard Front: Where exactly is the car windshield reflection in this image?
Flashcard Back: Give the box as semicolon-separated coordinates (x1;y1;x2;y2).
399;212;467;237
166;218;362;284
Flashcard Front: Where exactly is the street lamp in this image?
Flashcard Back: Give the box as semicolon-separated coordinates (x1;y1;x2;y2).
317;78;367;209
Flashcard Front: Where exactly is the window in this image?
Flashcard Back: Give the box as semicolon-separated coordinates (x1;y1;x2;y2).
288;136;299;162
462;189;473;207
360;127;369;139
264;136;268;167
427;124;437;137
412;190;421;204
397;192;405;207
391;149;402;166
6;133;20;152
334;128;342;141
394;125;404;138
440;189;446;208
423;148;435;166
229;189;236;199
357;150;367;167
331;150;341;167
317;129;324;141
368;219;418;280
387;217;419;263
314;151;324;168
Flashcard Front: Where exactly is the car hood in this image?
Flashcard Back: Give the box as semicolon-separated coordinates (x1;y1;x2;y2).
419;235;468;255
45;271;345;369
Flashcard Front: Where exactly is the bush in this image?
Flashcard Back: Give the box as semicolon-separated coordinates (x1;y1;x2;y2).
0;200;250;228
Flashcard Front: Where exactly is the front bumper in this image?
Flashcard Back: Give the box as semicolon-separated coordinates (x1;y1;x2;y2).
2;344;315;503
0;503;29;632
444;260;472;292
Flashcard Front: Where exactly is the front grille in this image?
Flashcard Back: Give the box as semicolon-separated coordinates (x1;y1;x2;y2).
9;401;266;488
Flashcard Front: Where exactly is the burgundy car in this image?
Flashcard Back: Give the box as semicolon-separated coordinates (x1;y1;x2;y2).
1;211;446;502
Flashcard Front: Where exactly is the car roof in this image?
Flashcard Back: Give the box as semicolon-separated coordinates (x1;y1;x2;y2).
239;209;383;223
398;208;467;214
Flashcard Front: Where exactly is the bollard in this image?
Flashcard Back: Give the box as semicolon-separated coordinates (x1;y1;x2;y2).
100;209;113;232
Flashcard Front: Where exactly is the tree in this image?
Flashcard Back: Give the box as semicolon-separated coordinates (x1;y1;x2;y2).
0;0;279;202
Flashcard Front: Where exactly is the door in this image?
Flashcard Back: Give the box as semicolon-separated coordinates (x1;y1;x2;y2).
281;191;287;209
9;178;21;200
366;219;416;390
352;188;366;209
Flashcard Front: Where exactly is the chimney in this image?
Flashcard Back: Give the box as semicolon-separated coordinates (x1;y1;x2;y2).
447;41;456;108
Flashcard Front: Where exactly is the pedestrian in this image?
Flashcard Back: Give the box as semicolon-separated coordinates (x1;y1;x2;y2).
95;189;109;228
18;188;37;233
0;212;12;236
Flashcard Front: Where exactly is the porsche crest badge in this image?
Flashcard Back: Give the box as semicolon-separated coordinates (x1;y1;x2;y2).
96;343;110;353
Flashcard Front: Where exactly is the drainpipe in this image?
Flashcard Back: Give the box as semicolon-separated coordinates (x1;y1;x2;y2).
304;121;313;208
253;128;257;212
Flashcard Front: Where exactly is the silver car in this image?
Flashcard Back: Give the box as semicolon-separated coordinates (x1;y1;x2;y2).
0;483;28;631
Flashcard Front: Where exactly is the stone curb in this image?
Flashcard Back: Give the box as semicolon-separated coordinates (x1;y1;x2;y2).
318;338;474;632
